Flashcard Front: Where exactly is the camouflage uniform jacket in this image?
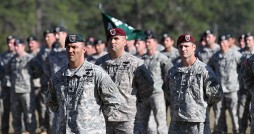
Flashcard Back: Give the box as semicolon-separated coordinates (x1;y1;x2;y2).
142;51;172;92
208;49;242;93
87;51;108;64
44;47;68;78
7;53;43;93
95;52;154;121
36;46;52;87
163;58;223;122
46;60;121;134
196;43;220;64
161;47;181;65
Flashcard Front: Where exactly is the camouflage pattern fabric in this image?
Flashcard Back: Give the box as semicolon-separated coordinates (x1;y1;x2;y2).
46;61;121;133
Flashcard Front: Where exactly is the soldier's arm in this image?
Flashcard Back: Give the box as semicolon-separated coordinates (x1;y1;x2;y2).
207;56;215;71
163;58;173;78
135;64;154;100
43;54;51;78
204;66;223;106
242;58;254;91
162;72;171;105
30;57;44;79
236;53;243;74
0;58;4;78
46;78;59;112
96;70;121;121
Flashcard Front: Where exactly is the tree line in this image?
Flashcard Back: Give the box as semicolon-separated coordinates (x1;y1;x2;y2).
0;0;253;52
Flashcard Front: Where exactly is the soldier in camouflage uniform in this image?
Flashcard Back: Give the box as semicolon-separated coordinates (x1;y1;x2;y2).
44;26;68;82
137;31;171;134
27;35;42;132
195;30;223;133
46;34;121;133
133;30;147;59
35;29;57;133
95;28;154;134
43;26;68;134
238;32;254;133
227;33;240;52
238;34;246;50
7;38;43;134
87;39;108;63
85;37;96;57
0;35;16;133
242;47;254;134
163;34;223;134
160;33;181;65
134;37;147;59
208;35;242;134
125;40;136;55
196;30;220;64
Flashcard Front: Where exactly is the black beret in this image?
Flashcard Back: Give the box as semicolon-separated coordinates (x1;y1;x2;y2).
94;39;104;45
27;35;38;42
85;37;95;46
161;33;173;42
54;26;67;33
226;33;234;38
65;34;85;45
43;29;54;37
245;32;253;38
218;35;228;43
177;34;195;46
204;30;214;37
145;30;157;40
238;34;245;41
14;38;25;46
6;35;15;43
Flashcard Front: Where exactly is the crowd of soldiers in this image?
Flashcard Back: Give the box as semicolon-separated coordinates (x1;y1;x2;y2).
0;25;253;134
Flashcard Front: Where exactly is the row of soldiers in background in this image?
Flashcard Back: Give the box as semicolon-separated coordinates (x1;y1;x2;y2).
0;25;109;134
110;29;252;134
0;25;252;134
123;29;252;134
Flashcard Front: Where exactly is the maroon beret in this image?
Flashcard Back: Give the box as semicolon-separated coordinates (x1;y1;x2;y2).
107;28;126;39
177;34;195;46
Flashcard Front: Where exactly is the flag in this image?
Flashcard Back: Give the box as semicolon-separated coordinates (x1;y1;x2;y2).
101;12;136;40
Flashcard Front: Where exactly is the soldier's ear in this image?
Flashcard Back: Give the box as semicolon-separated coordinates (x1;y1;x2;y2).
83;45;87;53
193;43;197;50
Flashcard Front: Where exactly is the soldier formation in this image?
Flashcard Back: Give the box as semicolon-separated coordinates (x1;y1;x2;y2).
0;26;253;134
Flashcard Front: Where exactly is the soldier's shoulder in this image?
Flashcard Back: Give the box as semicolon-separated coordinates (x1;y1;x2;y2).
0;51;7;56
95;54;110;65
123;52;143;64
158;52;168;60
248;54;254;61
168;62;181;73
52;65;68;79
195;59;215;74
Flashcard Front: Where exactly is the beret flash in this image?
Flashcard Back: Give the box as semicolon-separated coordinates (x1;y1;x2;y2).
107;28;126;39
65;34;85;45
177;34;195;46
